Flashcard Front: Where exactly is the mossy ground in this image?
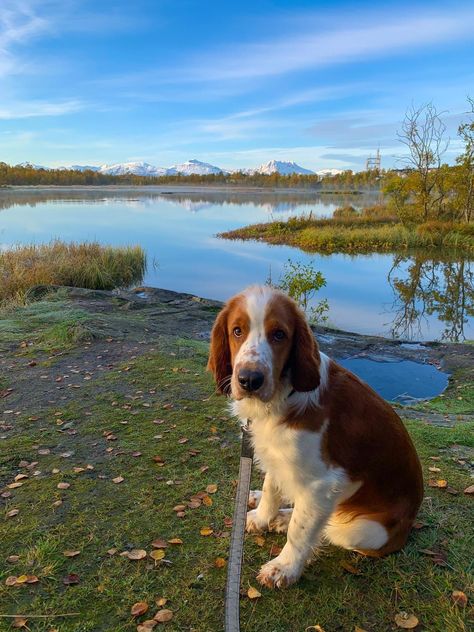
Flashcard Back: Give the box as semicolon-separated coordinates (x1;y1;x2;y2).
0;298;473;632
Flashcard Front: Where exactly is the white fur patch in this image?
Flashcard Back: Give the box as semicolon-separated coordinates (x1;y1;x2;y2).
324;517;389;551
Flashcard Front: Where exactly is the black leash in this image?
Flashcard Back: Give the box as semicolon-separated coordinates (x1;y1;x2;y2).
225;421;254;632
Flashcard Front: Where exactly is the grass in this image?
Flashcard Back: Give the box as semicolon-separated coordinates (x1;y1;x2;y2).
0;241;146;306
0;300;473;631
220;213;474;255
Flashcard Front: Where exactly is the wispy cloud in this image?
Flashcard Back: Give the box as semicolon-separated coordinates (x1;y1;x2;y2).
166;10;474;83
0;99;85;119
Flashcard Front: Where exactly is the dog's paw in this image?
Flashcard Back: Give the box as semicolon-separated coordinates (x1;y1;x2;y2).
248;490;262;510
257;557;302;589
269;510;292;533
246;509;269;533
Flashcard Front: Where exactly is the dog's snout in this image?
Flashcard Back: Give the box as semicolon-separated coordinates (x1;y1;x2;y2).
238;369;265;392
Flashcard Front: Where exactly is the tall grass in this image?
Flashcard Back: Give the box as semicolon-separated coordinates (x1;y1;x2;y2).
220;215;474;255
0;241;146;305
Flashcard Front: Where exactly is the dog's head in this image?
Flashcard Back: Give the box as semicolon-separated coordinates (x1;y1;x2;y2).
207;286;320;402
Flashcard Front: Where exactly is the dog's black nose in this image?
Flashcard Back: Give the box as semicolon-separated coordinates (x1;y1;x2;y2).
238;369;264;392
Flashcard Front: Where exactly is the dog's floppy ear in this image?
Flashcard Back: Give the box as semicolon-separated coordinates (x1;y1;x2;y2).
289;303;320;392
207;305;232;393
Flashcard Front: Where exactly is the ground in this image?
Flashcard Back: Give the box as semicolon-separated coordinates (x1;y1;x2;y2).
0;288;473;632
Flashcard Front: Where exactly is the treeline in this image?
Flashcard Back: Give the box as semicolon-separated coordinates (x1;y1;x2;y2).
0;162;383;189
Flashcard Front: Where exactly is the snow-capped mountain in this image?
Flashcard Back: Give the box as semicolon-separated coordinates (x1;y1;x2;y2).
167;159;225;176
17;161;50;170
315;168;345;176
254;160;315;176
99;161;168;176
68;165;100;172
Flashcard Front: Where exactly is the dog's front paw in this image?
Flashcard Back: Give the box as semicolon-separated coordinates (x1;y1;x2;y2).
257;556;302;589
246;509;269;533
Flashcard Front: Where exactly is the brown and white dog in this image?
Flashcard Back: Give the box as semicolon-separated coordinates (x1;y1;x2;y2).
208;285;423;589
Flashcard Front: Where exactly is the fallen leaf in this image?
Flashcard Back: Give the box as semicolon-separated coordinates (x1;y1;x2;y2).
206;484;218;494
7;555;19;563
131;601;149;617
428;479;447;488
137;620;157;631
154;609;173;622
62;573;80;585
178;437;188;444
428;466;441;472
151;538;168;549
354;628;367;632
269;543;282;556
464;484;474;494
214;557;226;568
107;548;117;556
167;538;183;545
173;504;186;512
14;474;28;482
412;521;427;530
155;597;168;607
340;560;361;575
12;617;28;628
15;575;29;584
7;482;24;489
112;476;124;484
5;576;18;586
451;590;468;606
149;550;165;561
126;549;147;560
305;627;325;632
63;550;81;557
202;495;213;507
247;586;261;599
200;527;213;536
394;612;419;629
6;509;20;518
254;536;265;547
57;482;70;490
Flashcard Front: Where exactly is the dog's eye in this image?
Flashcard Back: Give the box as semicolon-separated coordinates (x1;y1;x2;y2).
272;329;286;341
233;327;243;338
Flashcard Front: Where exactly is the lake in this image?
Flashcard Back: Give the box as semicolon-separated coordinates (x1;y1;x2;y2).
0;186;472;342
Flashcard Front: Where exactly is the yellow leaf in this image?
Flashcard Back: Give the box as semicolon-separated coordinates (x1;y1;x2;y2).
149;550;165;561
247;586;261;599
15;575;28;584
167;538;183;545
200;527;213;536
254;536;265;547
206;484;218;494
202;495;213;506
214;557;226;568
155;597;168;607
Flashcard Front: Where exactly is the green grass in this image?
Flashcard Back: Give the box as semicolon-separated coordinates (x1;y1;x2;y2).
0;241;146;306
1;326;473;631
220;215;474;255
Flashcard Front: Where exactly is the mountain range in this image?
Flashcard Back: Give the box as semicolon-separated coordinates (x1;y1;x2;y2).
16;159;344;177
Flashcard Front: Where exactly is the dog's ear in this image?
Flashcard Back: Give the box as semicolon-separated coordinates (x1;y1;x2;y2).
289;303;320;392
207;305;232;393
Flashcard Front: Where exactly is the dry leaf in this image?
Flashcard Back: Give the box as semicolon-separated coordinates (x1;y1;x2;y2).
62;573;80;585
464;484;474;494
451;590;468;606
14;474;28;482
6;509;19;518
5;576;18;586
214;557;226;568
167;538;183;545
12;617;28;628
340;561;361;575
131;601;149;617
126;549;147;560
154;609;173;622
137;620;157;631
151;539;168;549
202;495;213;506
254;536;265;547
149;550;165;561
112;476;124;484
7;555;19;563
394;612;419;629
247;586;261;599
200;527;213;536
63;550;81;557
173;505;186;512
156;597;168;607
305;627;325;632
428;466;441;472
57;482;70;490
206;484;218;494
7;482;24;489
269;543;282;556
428;479;447;488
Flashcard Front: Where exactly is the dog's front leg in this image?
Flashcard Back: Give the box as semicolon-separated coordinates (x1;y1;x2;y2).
257;483;335;588
246;473;281;533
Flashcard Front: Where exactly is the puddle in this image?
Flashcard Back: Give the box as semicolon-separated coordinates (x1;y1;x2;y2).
338;357;449;404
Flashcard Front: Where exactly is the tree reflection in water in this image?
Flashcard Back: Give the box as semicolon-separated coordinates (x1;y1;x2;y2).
388;255;473;342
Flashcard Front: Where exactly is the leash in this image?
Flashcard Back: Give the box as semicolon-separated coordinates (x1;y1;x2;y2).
225;420;253;632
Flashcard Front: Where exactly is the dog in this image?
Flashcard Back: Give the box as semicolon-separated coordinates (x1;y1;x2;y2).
208;285;423;588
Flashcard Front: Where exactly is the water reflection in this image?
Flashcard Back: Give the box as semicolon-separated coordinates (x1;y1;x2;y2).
388;256;473;342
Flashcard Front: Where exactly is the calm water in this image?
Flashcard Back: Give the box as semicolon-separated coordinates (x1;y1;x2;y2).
1;187;472;342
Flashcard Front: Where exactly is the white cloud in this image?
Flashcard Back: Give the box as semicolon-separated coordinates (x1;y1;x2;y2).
0;99;85;119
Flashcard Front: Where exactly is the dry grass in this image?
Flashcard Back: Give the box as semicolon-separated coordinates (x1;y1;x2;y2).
0;241;146;305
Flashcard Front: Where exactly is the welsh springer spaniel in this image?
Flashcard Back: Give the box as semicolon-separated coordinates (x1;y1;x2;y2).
208;285;423;589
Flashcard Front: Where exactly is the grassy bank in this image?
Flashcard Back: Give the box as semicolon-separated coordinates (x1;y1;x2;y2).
220;215;474;255
0;241;146;306
0;295;473;631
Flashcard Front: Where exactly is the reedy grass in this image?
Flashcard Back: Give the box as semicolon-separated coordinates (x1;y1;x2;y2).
0;241;146;306
220;214;474;255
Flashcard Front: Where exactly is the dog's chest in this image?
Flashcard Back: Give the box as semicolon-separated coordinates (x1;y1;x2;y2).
249;415;328;499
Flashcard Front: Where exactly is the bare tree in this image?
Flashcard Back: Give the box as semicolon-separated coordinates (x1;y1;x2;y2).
397;103;449;221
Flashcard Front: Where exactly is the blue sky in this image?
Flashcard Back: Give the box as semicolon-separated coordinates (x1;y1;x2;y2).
0;0;473;171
